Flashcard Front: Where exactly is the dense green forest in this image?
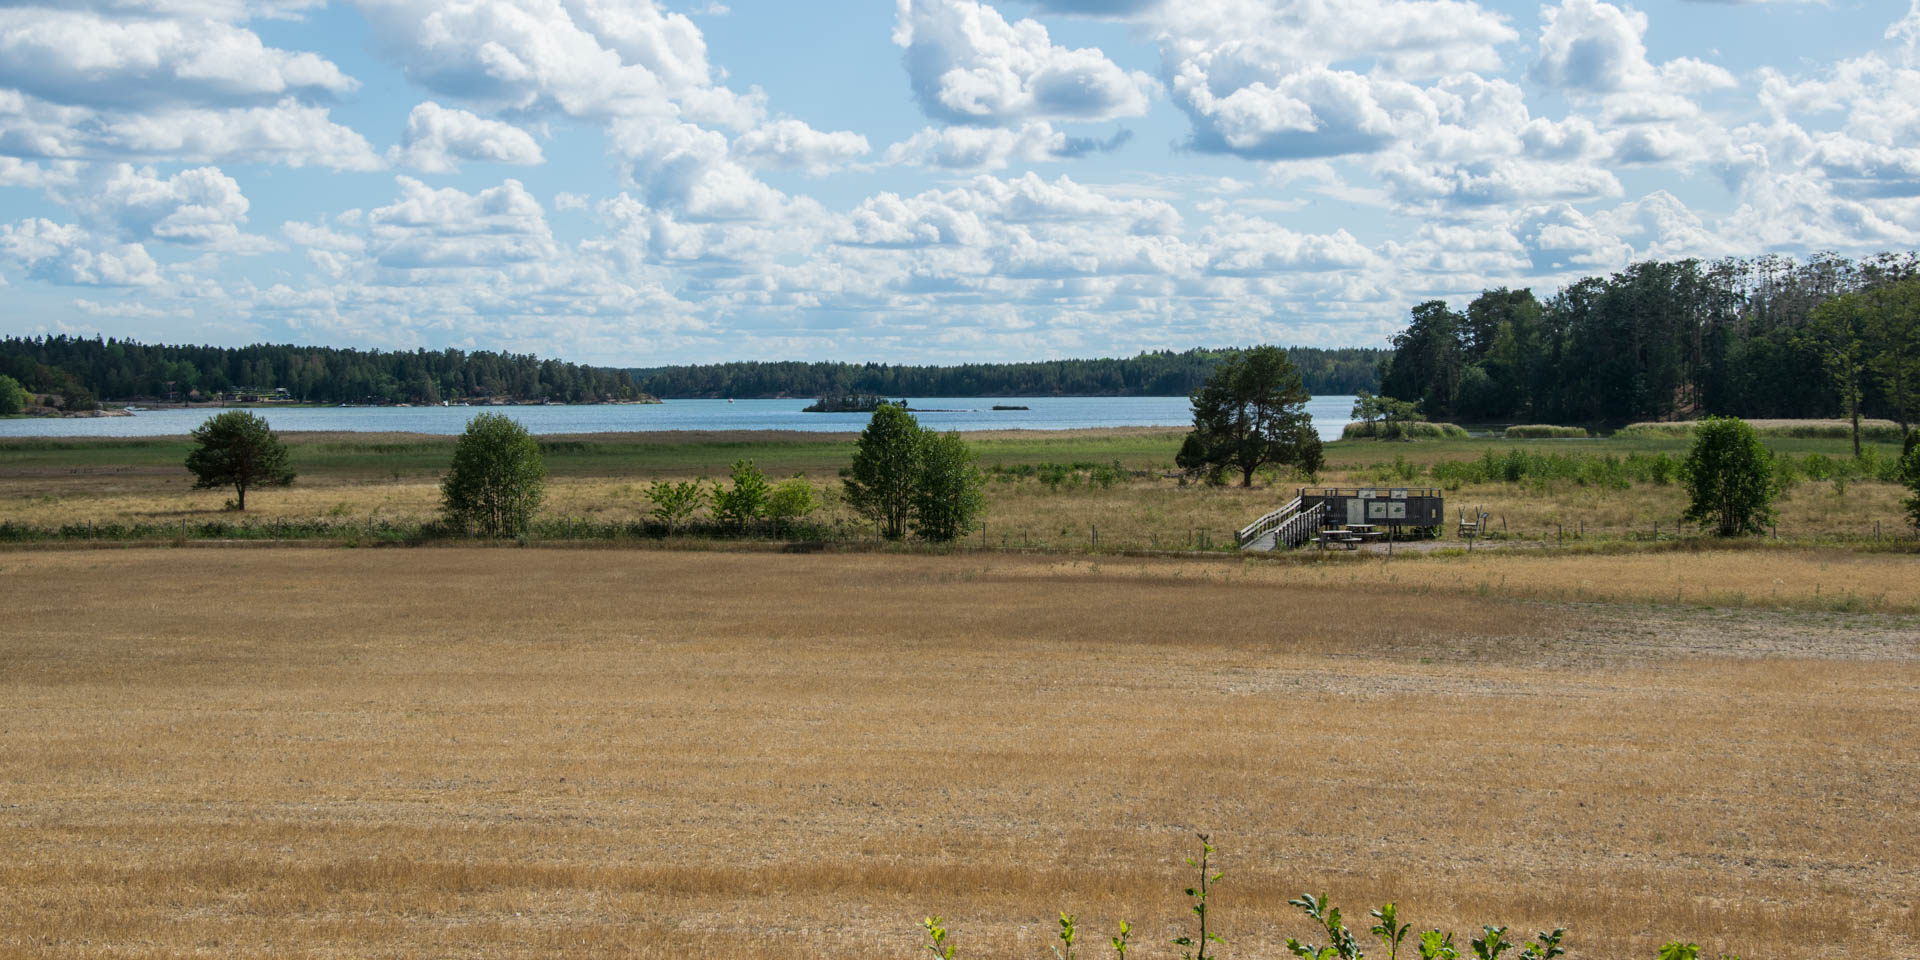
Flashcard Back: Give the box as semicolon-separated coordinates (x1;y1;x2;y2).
0;337;651;406
631;347;1386;399
1379;253;1920;429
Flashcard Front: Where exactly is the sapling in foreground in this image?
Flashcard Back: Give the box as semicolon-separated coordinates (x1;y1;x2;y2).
1171;834;1224;960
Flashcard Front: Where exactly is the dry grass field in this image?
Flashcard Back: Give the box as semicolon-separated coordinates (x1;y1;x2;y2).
4;548;1917;959
2;454;1910;549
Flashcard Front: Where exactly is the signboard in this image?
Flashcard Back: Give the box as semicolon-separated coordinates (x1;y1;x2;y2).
1388;501;1407;519
1390;488;1408;499
1369;500;1389;519
1357;487;1376;499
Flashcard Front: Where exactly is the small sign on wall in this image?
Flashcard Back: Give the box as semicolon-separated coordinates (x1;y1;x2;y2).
1390;488;1408;499
1357;488;1376;499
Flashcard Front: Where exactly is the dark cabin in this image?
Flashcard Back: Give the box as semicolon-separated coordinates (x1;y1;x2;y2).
1298;486;1445;532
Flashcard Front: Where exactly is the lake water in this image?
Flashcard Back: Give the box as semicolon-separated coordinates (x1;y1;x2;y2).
2;395;1360;441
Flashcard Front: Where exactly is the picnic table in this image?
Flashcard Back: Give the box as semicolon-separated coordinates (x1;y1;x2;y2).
1313;525;1378;550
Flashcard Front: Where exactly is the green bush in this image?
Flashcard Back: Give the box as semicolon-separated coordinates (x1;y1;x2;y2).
1503;424;1588;439
646;478;708;532
767;476;819;534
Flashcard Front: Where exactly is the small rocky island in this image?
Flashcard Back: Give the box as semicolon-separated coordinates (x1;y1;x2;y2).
802;393;900;413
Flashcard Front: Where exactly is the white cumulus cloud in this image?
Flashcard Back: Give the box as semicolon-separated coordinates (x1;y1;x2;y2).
388;101;545;173
892;0;1155;126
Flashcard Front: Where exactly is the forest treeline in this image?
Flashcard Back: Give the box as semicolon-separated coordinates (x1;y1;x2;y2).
0;337;652;406
1379;253;1920;429
630;347;1386;399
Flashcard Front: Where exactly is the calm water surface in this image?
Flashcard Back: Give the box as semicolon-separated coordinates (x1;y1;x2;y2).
2;395;1359;442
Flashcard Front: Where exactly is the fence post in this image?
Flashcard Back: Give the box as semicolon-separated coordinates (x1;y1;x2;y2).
1091;524;1098;548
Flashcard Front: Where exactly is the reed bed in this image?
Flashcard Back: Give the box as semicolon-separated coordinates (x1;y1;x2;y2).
1503;425;1589;439
1617;418;1907;442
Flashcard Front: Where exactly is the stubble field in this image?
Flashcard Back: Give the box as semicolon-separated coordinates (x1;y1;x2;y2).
3;547;1916;959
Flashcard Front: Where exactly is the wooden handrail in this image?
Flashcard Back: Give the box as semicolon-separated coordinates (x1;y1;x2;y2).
1236;496;1301;546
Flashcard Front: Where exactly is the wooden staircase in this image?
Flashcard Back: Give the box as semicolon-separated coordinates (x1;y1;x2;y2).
1235;497;1327;552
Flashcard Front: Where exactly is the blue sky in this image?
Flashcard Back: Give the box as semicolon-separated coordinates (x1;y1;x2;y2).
1;0;1916;365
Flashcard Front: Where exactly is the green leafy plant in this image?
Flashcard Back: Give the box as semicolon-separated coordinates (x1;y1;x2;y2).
1420;929;1460;960
1285;892;1362;959
1470;925;1512;959
1371;903;1412;960
1110;919;1133;959
1053;911;1078;960
1519;928;1566;960
923;915;956;960
1172;834;1224;960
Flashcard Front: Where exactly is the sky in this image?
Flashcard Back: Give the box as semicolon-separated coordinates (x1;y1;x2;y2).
0;0;1917;366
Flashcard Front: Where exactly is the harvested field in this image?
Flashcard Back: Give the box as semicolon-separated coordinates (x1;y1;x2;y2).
3;548;1917;959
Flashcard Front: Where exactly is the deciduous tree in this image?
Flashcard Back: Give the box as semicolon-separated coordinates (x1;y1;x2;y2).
912;430;985;542
1681;416;1777;536
0;374;26;415
441;413;545;536
184;410;294;510
844;403;924;540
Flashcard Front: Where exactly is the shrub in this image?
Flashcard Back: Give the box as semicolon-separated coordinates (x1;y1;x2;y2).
441;413;546;537
1503;424;1588;439
646;479;708;532
184;410;295;511
767;476;819;534
712;459;771;529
